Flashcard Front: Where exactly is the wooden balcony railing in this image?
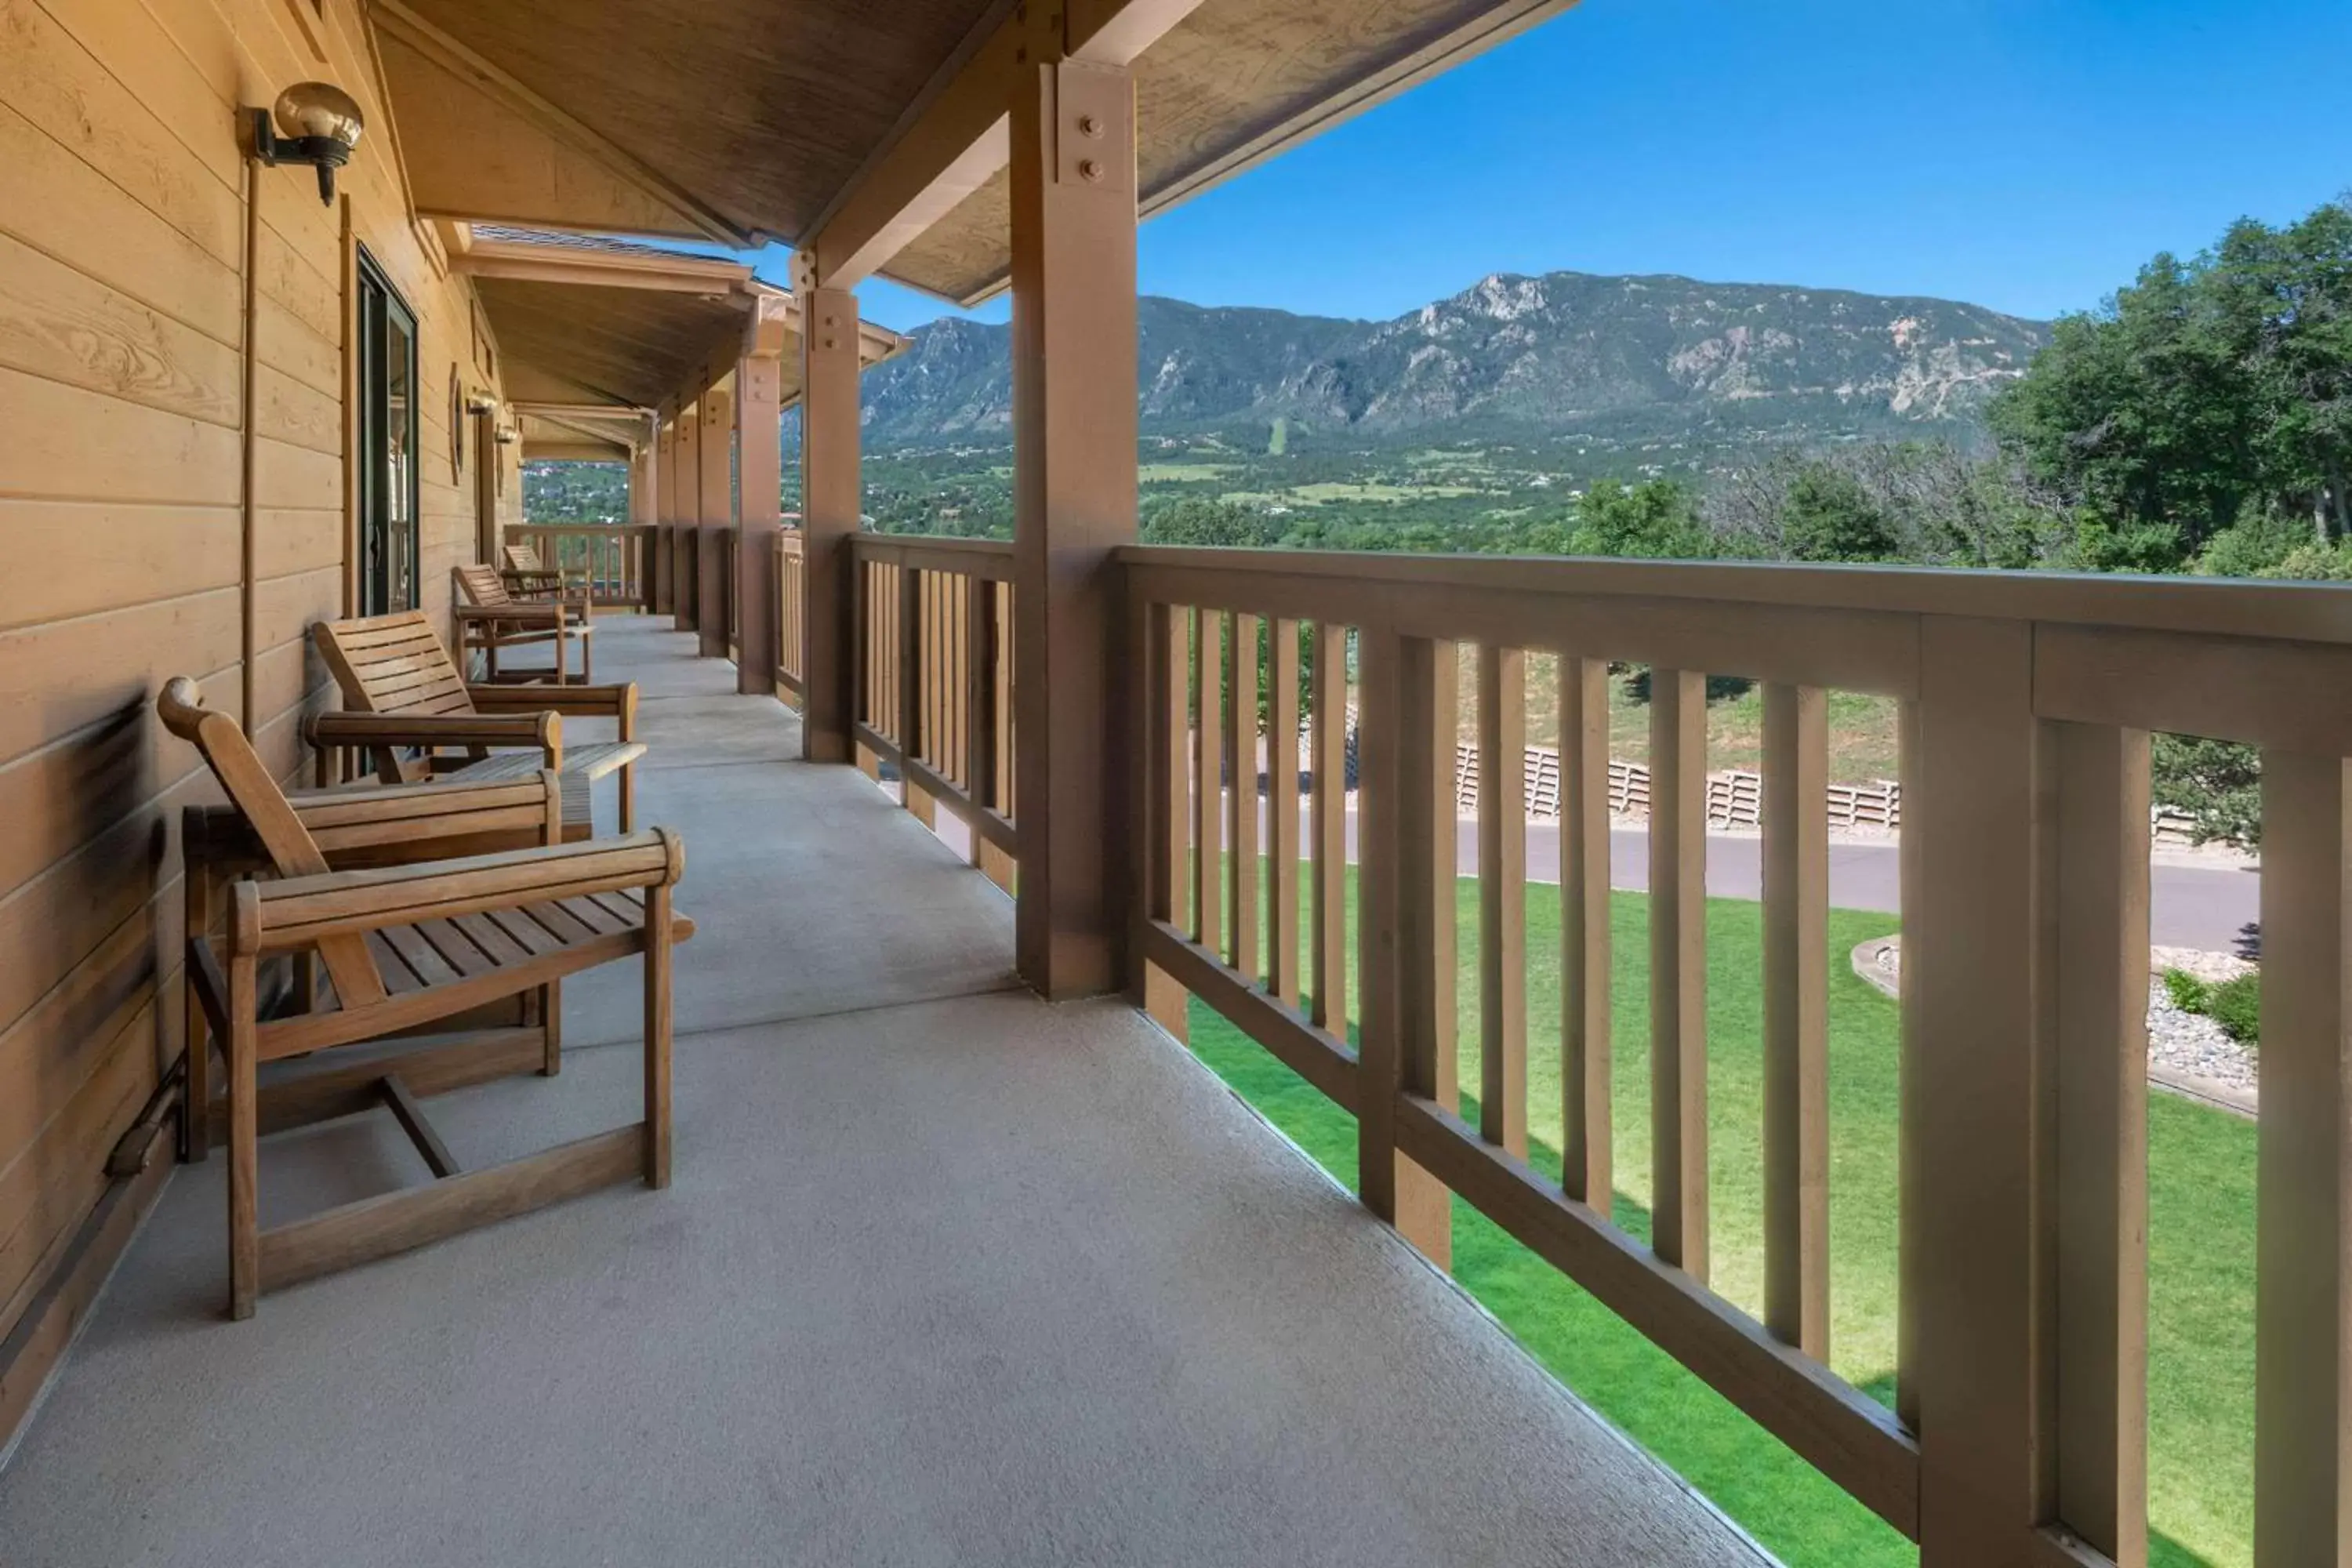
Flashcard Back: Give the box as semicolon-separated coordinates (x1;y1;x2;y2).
503;524;656;610
848;534;1015;885
774;530;806;705
1116;545;2352;1563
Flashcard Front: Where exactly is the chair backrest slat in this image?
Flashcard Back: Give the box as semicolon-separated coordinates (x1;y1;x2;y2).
503;543;545;574
455;564;514;609
311;612;479;719
156;679;387;1006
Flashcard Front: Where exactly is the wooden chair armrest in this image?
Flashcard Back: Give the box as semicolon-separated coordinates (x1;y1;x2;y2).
305;710;561;764
236;828;684;955
463;681;637;735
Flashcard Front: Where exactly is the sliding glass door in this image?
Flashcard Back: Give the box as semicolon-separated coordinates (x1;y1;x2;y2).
357;250;419;615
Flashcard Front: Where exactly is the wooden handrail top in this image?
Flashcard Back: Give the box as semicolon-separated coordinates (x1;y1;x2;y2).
848;533;1014;580
1115;543;2352;648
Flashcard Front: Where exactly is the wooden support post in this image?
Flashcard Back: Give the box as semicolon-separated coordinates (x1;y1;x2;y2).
1358;629;1451;1266
797;275;861;764
1650;666;1708;1281
735;357;782;695
698;383;732;660
653;415;677;614
1478;645;1526;1157
628;439;656;527
1762;683;1829;1358
2257;749;2352;1563
1008;56;1137;998
1909;618;2048;1565
1561;656;1610;1214
672;400;700;633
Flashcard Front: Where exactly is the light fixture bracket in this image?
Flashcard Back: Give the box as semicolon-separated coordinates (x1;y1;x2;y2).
249;107;354;204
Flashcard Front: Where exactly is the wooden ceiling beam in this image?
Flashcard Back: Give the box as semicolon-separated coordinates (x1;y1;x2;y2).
803;0;1210;289
372;0;757;245
453;250;756;296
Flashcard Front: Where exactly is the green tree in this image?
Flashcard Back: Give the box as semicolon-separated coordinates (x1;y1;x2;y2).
1778;462;1902;562
1991;198;2352;568
1566;477;1708;558
1142;495;1285;547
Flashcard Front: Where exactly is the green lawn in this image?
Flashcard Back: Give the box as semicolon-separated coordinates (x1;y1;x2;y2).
1185;874;2256;1567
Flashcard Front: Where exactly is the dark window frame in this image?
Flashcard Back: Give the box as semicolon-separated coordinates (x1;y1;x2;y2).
356;248;421;616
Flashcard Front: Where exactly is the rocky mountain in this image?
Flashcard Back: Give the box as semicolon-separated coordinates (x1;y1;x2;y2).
856;270;2049;445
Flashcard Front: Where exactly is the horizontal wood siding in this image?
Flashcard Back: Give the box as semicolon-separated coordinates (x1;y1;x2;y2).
0;0;513;1368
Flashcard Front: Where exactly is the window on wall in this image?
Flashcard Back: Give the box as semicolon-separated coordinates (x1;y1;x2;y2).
357;249;419;615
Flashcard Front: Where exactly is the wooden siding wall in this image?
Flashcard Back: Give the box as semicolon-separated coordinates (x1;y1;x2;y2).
0;0;513;1347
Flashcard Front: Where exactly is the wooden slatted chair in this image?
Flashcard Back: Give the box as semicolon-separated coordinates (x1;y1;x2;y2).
502;540;587;606
160;677;691;1319
309;611;642;834
455;562;593;682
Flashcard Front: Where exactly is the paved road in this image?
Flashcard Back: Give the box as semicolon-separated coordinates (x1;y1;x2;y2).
1352;804;2262;954
928;793;2263;955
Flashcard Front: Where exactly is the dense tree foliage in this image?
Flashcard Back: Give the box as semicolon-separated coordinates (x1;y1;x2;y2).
1991;198;2352;571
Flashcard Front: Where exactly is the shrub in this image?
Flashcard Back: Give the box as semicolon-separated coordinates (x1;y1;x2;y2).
2205;973;2261;1044
2151;733;2263;847
2161;968;2210;1012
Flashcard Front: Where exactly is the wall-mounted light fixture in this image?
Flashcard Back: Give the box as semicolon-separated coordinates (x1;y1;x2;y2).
494;426;521;447
466;394;499;416
247;82;365;205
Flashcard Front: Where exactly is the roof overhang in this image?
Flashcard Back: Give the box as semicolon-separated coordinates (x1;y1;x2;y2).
367;0;1578;304
453;227;906;455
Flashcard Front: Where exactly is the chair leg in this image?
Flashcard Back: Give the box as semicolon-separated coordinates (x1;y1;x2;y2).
643;885;673;1189
619;760;637;834
183;875;212;1163
539;978;562;1076
227;953;260;1320
183;969;210;1163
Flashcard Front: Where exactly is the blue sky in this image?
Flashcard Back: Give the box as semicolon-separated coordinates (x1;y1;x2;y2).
753;0;2352;333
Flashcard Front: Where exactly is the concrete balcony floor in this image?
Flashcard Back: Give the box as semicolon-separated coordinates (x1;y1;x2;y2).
0;615;1766;1567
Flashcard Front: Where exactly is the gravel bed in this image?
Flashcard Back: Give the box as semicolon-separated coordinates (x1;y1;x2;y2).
1867;938;2259;1098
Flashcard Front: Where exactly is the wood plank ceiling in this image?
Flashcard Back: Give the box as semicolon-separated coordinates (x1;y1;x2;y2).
372;0;1570;303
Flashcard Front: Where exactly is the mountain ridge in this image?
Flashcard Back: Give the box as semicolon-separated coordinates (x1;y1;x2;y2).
856;267;2051;447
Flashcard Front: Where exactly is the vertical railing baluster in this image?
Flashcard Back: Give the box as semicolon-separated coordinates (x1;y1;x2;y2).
2049;720;2151;1566
1562;655;1612;1214
1479;644;1527;1157
1192;608;1221;952
1312;623;1348;1035
1269;619;1301;1007
1650;666;1708;1281
1397;633;1454;1267
967;578;993;811
1763;682;1830;1358
1430;640;1460;1131
1229;612;1261;983
898;565;923;810
2256;746;2350;1564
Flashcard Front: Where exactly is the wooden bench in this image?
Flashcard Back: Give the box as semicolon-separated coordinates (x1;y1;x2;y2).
310;611;644;834
161;677;691;1319
455;562;593;683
